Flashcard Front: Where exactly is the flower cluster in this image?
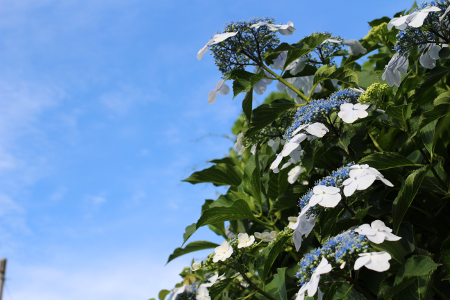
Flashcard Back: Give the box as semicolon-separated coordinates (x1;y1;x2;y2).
297;230;369;286
209;17;281;76
358;83;389;104
298;164;353;217
283;89;361;141
392;1;447;57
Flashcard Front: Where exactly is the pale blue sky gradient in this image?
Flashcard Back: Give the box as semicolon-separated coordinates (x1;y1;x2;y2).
0;0;414;299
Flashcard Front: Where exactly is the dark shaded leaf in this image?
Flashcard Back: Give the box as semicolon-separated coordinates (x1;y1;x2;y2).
167;241;219;264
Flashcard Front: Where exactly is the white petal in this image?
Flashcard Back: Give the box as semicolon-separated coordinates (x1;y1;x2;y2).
293;229;303;251
354;103;370;110
197;44;209;60
429;45;441;59
309;194;323;206
210;32;238;44
365;252;391;272
276;80;286;92
323;186;340;194
292;124;310;136
318;193;342;208
367;231;386;244
208;89;218;104
356;174;377;190
354;255;371;270
270;155;283;170
308;274;320;296
384;231;402;241
217;83;230;95
340;102;354;112
338;110;358;123
288;166;303;184
343;180;358;197
305;123;329;137
420;52;437;69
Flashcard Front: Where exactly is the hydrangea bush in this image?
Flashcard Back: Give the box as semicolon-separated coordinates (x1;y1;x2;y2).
152;2;450;299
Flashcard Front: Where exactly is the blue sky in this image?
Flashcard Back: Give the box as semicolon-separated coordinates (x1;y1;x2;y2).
0;0;414;299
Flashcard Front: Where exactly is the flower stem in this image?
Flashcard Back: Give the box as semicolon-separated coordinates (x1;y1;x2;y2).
259;64;309;102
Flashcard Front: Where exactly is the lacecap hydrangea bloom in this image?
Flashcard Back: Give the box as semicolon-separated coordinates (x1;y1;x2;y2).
298;164;353;218
283;89;361;141
209;17;281;76
297;230;369;289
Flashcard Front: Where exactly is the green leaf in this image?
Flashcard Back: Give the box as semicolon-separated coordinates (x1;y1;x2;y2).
329;124;355;153
417;92;450;131
209;278;234;300
242;90;253;122
397;273;434;300
246;99;295;137
242;154;262;205
371;240;408;264
183;164;243;187
313;65;358;86
386;104;412;129
183;223;197;245
283;33;330;69
441;235;450;275
356;70;380;89
323;282;367;300
158;289;170;300
316;207;344;242
266;167;291;201
392;166;429;234
270;185;308;214
358;152;420;170
257;268;287;300
379;256;440;297
413;67;450;107
255;235;290;282
196;200;255;229
167;241;219;264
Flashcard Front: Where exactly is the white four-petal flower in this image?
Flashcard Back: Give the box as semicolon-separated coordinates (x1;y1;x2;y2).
309;185;342;208
338;103;370;123
355;220;401;244
208;80;231;104
342;171;377;197
308;257;332;296
419;44;441;69
213;240;233;262
343;39;367;56
197;32;238;60
388;6;441;30
250;21;296;35
254;231;277;242
234;132;245;155
382;53;409;87
289;214;316;251
349;164;394;187
237;233;255;248
196;285;211;300
354;251;392;272
288;166;303;184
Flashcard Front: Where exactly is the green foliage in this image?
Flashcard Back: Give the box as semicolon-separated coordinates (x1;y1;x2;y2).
155;4;450;300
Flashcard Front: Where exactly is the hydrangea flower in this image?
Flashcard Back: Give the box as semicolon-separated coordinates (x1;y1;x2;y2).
343;39;367;56
298;164;353;217
297;230;369;288
196;285;211;300
209;17;280;75
234;132;245;155
192;262;201;271
419;44;441;69
237;233;255;248
343;165;393;196
255;231;277;242
213;240;233;262
250;21;296;35
308;257;332;296
208;80;231;104
338;103;370;123
288;165;303;184
284;89;361;141
354;251;392;272
288;214;315;251
309;185;342;208
382;53;409;87
388;6;441;30
355;220;401;244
